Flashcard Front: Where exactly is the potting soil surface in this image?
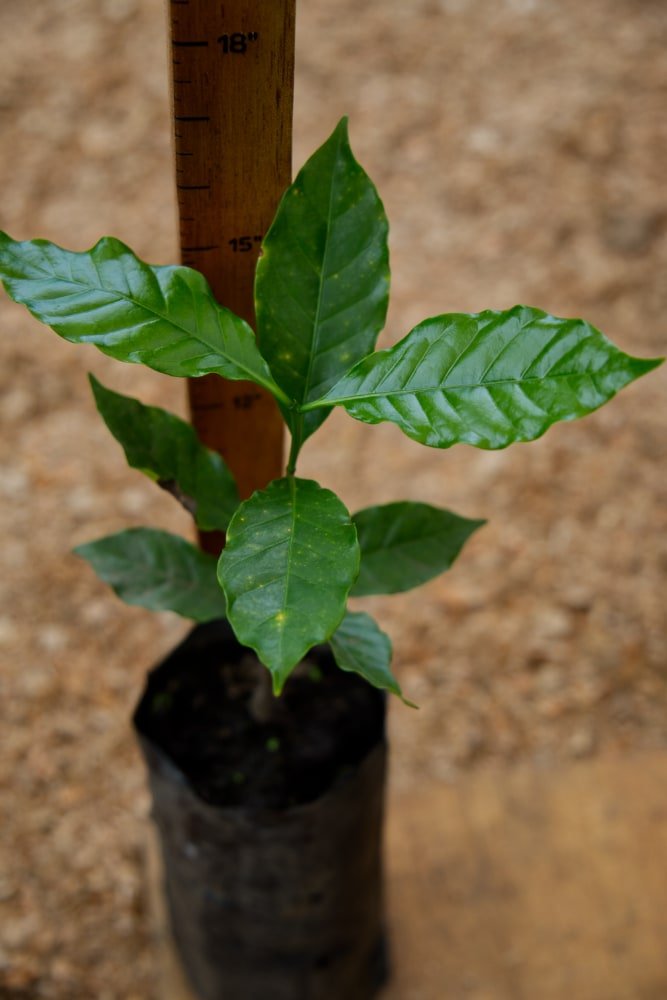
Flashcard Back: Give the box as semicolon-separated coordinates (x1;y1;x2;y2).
0;1;665;997
137;630;385;810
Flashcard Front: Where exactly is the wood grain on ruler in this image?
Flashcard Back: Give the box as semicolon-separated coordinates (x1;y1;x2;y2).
168;0;295;549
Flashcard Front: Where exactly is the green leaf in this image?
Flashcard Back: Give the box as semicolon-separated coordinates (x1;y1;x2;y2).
0;232;288;401
74;528;225;622
89;375;239;532
330;611;415;706
307;306;663;449
255;117;390;440
352;501;485;596
218;477;360;693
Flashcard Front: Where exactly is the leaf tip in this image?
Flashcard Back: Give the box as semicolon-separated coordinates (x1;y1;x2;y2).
71;541;90;561
336;114;350;135
0;230;17;278
635;354;664;376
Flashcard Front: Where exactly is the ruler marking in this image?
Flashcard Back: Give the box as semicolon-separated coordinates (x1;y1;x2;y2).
173;40;209;48
175;115;210;122
177;184;211;191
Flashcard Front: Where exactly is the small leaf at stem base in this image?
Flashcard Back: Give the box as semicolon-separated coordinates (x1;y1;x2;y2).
330;611;416;707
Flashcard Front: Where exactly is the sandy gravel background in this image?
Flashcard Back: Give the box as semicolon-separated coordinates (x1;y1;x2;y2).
0;0;665;996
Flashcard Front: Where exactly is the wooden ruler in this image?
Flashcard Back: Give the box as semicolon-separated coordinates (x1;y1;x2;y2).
167;0;295;551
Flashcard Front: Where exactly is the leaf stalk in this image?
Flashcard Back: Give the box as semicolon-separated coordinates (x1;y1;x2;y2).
286;415;304;475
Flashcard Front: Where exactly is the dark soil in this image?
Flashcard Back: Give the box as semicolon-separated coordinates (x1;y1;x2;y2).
135;621;385;810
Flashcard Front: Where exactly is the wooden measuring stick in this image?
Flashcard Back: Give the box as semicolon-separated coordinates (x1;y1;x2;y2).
168;0;295;552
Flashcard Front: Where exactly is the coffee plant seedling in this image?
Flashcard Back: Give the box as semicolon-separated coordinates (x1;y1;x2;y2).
0;119;661;701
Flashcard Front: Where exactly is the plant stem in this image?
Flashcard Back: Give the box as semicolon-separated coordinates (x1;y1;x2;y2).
248;660;279;725
157;479;198;519
286;416;304;476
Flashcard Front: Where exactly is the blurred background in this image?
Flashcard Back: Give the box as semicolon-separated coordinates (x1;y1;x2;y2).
0;0;665;997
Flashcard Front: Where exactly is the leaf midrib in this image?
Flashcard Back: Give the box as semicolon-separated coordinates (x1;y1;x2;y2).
300;132;343;406
319;368;619;406
277;477;299;659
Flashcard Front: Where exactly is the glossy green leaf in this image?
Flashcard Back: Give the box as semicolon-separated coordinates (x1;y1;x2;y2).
89;375;238;532
352;501;485;596
255;117;390;440
330;611;414;706
0;232;287;401
74;528;225;622
307;306;662;449
218;477;360;693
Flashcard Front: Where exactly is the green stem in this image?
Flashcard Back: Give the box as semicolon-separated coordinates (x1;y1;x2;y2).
286;415;304;476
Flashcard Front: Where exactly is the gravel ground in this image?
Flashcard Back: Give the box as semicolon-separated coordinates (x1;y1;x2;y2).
0;0;665;996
